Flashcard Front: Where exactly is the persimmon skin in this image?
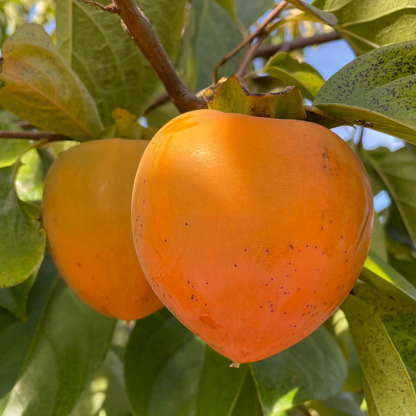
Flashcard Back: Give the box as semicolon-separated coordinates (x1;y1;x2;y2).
43;139;162;320
132;110;373;363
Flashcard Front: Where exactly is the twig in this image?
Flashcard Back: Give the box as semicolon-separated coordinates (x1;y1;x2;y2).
213;1;287;83
236;32;267;78
0;131;75;141
144;93;170;115
110;0;206;113
255;31;341;59
77;0;119;13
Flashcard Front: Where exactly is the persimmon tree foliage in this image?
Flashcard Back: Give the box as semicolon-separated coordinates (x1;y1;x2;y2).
0;0;416;415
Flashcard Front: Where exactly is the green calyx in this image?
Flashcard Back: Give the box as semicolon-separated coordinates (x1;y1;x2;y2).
203;75;350;129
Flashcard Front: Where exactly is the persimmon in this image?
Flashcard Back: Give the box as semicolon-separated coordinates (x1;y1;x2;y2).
131;109;373;364
43;139;162;320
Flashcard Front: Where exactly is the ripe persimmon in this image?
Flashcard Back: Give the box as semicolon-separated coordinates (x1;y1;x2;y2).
43;139;162;320
131;110;373;364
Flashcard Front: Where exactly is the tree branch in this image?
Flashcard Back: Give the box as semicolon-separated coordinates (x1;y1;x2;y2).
111;0;206;113
255;31;341;59
214;1;287;83
144;93;170;115
0;131;75;141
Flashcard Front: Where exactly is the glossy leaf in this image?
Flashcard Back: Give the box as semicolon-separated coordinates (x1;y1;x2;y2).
72;350;132;416
0;24;103;139
194;0;244;91
252;326;347;415
315;41;416;143
0;162;46;287
312;0;416;55
1;255;116;415
341;294;416;414
125;309;247;416
56;0;186;124
264;52;325;100
287;0;338;26
0;257;56;400
15;148;45;202
365;146;416;246
361;250;416;307
325;310;363;392
214;0;236;18
231;372;263;416
310;391;365;416
0;273;36;320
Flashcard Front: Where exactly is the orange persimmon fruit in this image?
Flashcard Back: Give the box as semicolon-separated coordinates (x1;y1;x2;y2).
43;139;162;320
131;110;373;364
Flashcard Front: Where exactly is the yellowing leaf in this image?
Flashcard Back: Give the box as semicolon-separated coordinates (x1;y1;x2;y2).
0;23;103;140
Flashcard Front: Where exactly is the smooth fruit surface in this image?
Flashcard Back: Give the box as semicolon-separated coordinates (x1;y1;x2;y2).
132;110;373;363
43;139;162;320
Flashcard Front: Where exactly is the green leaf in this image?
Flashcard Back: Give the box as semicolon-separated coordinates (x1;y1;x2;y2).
0;272;36;320
312;0;416;55
314;41;416;144
125;309;247;416
310;391;366;416
56;0;186;125
0;24;103;140
353;284;416;387
263;52;325;100
370;214;387;260
72;350;132;416
231;372;263;416
194;0;244;91
361;250;416;307
252;326;347;415
0;162;46;287
287;0;338;26
341;294;416;415
0;121;29;168
15;148;45;202
0;139;30;169
325;310;363;392
213;0;236;18
0;257;56;400
235;0;275;28
1;254;116;415
365;146;416;246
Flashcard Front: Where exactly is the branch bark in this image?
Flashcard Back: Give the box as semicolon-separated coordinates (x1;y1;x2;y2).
111;0;206;113
255;31;341;59
0;131;75;141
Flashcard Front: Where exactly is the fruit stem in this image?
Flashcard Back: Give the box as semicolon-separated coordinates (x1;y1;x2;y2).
229;361;241;369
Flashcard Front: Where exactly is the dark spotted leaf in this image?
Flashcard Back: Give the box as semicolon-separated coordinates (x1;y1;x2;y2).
341;293;416;414
314;41;416;144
